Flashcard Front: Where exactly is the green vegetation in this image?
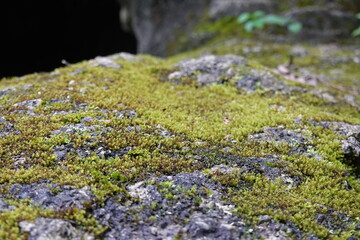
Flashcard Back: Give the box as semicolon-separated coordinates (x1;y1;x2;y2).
352;13;360;37
237;11;302;34
0;14;360;239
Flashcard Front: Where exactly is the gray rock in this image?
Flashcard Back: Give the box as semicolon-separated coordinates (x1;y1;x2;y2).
314;207;350;233
113;109;137;119
122;0;209;56
46;99;87;115
0;198;10;212
255;219;304;240
94;171;307;239
0;115;19;137
94;172;246;239
108;52;139;62
183;213;231;239
168;55;300;94
169;55;246;86
210;0;277;20
13;99;42;110
50;123;130;161
235;69;297;93
90;56;122;69
51;123;110;136
0;87;17;97
284;7;358;39
0;85;33;97
9;183;94;210
314;121;360;170
20;218;93;240
247;127;314;156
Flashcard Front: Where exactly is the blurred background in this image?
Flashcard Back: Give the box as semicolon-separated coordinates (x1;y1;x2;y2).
1;0;359;78
0;0;136;78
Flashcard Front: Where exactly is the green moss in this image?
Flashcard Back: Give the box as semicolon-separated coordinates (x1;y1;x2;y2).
1;19;360;238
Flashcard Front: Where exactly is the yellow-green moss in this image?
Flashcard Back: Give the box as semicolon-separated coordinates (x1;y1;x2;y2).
0;22;360;238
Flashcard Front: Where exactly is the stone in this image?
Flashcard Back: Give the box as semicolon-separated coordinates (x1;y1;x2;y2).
50;122;130;161
19;218;93;240
113;109;137;119
123;0;210;56
0;198;10;212
235;69;299;93
90;56;122;69
284;7;358;38
169;55;246;86
0;115;19;137
109;52;139;62
9;183;94;210
210;0;277;20
247;127;313;156
13;99;42;110
0;87;17;97
314;121;360;170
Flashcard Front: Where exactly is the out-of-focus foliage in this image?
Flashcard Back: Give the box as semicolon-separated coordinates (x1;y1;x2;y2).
352;13;360;37
237;11;302;34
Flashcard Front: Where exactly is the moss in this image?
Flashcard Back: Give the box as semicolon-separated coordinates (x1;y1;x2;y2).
0;201;54;240
1;18;360;238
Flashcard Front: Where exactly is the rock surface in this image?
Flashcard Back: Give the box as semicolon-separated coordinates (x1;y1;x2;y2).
0;9;359;238
20;218;93;240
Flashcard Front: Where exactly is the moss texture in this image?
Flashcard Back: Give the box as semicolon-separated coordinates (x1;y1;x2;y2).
0;20;360;239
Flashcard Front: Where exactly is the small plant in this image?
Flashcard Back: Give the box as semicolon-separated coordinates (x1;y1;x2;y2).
237;11;302;34
352;13;360;37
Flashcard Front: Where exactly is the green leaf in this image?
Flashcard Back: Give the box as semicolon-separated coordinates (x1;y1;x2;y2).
253;11;265;18
352;27;360;37
288;22;302;34
244;22;255;32
252;19;265;29
261;14;289;26
237;12;251;23
356;13;360;19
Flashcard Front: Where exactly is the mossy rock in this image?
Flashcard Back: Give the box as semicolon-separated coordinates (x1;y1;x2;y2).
0;28;360;239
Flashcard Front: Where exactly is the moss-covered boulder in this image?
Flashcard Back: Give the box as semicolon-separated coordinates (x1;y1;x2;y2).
1;26;360;239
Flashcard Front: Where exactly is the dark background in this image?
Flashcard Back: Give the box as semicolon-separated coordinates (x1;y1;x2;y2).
0;0;137;78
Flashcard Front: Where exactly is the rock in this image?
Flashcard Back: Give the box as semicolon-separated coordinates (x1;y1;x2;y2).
108;52;139;62
210;0;277;20
46;99;87;115
50;123;130;161
0;115;19;137
314;206;351;233
123;0;210;56
169;55;246;86
255;219;304;240
0;87;17;97
9;183;94;210
183;213;230;239
13;99;42;110
235;69;294;93
168;54;302;94
20;218;93;240
1;9;360;239
94;172;247;239
247;127;314;156
113;109;137;119
284;7;358;38
0;85;33;97
314;121;360;170
51;123;110;136
90;56;122;69
0;198;10;212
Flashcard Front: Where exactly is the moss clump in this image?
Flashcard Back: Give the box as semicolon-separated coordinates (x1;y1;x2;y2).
0;20;360;238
